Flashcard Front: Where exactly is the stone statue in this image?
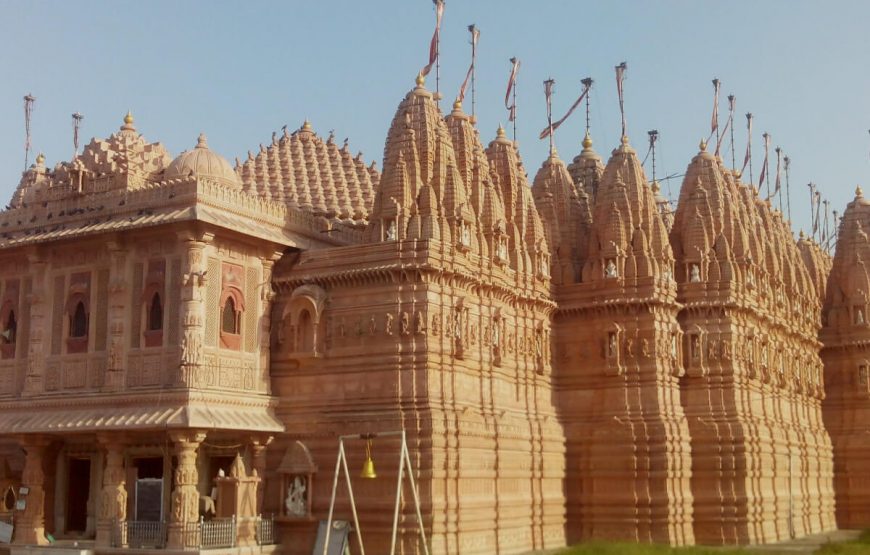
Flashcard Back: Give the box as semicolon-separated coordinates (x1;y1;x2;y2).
285;476;307;517
414;311;426;334
608;333;617;358
605;259;617;278
690;264;701;283
386;220;397;241
384;313;394;335
400;311;410;335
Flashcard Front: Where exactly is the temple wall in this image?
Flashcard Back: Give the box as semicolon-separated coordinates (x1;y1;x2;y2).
270;246;565;555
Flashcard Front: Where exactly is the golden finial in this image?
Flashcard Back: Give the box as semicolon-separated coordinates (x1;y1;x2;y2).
799;229;805;239
699;138;707;152
496;124;506;139
856;185;863;198
734;170;742;180
415;72;426;87
196;133;209;149
621;135;630;146
582;131;593;149
452;98;462;111
651;180;660;192
301;120;312;132
35;152;45;165
124;111;134;125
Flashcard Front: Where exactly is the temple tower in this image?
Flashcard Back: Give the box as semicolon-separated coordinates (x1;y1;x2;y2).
549;136;694;545
821;186;870;529
271;80;566;555
671;144;835;544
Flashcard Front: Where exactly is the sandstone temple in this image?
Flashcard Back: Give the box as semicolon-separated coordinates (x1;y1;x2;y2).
0;73;866;555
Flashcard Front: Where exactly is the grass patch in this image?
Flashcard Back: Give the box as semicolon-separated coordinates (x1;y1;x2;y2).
815;530;870;554
555;542;751;555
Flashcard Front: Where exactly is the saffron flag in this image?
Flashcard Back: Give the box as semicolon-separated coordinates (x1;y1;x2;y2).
540;81;591;140
420;0;444;78
710;78;720;139
505;57;520;122
457;24;480;103
758;133;770;189
615;62;627;137
741;113;753;177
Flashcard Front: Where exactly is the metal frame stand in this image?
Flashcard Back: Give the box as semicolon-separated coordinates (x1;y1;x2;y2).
323;430;429;555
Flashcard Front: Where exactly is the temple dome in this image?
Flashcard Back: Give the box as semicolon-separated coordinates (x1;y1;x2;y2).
165;134;240;187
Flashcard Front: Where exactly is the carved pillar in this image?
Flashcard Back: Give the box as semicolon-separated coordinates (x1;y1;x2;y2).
166;431;206;549
258;253;281;392
104;241;128;391
14;436;49;545
22;254;48;396
95;435;127;547
178;232;213;388
250;436;273;514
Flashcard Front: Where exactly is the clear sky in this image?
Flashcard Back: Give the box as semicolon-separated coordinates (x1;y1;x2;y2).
1;1;868;241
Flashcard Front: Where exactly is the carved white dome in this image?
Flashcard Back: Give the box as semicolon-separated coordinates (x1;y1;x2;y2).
165;133;240;187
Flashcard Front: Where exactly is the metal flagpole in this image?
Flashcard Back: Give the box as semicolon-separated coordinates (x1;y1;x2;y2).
72;112;84;159
544;78;555;155
582;77;593;139
728;95;737;172
469;24;477;121
784;154;792;222
512;65;518;142
23;93;36;171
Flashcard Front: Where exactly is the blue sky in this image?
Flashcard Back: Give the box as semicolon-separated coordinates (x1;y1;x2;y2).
1;1;868;240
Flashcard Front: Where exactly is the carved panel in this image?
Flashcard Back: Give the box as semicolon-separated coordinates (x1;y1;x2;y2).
51;275;65;355
130;263;143;349
168;258;181;345
245;266;258;352
95;268;109;351
205;258;220;347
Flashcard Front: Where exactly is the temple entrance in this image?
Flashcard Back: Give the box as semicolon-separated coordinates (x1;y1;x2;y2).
66;458;90;533
133;457;164;521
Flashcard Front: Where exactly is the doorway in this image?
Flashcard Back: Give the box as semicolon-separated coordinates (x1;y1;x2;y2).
133;457;164;521
66;458;90;533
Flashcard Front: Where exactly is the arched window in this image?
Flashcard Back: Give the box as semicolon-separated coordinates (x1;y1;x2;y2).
2;310;15;344
298;309;313;352
71;301;88;338
222;296;239;335
148;292;163;331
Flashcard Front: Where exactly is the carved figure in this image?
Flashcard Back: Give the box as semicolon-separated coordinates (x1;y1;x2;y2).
605;259;617;278
400;311;410;335
414;311;426;334
641;338;651;358
368;315;377;335
384;313;394;335
690;263;701;283
285;475;307;517
386;220;397;241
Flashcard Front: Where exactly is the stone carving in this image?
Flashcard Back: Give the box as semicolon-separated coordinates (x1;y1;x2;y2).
285;475;307;517
400;311;410;335
605;259;617;278
384;312;394;336
414;311;426;334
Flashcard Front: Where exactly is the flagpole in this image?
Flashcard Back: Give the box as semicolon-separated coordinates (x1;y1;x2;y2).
512;67;518;142
435;1;441;103
728;95;736;171
762;133;770;199
582;77;593;139
544;78;555;155
23;93;36;171
648;130;659;182
72;112;83;159
774;147;782;213
784;154;792;222
711;78;720;145
470;25;477;121
746;113;754;185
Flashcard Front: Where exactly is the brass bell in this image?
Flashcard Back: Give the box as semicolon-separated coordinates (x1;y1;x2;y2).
360;439;377;479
